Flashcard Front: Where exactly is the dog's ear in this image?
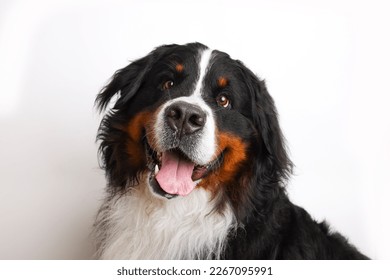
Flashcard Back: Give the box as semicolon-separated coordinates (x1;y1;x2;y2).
238;61;293;183
95;54;154;112
95;44;177;112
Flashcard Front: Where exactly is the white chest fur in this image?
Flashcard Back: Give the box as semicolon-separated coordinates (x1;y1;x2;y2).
95;183;236;259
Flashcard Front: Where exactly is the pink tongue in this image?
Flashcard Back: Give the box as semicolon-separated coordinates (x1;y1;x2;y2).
155;151;196;196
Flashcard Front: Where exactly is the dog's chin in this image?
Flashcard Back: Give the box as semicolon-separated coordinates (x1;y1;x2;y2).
145;141;223;199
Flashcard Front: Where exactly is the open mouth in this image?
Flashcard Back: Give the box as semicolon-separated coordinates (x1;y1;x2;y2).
145;142;223;199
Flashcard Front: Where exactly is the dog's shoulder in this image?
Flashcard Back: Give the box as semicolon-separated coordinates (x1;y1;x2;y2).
275;204;369;259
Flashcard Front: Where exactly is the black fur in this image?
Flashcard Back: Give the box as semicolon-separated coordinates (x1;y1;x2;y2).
96;42;369;259
96;43;204;193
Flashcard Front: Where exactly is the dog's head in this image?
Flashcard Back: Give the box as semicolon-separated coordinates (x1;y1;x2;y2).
96;43;292;204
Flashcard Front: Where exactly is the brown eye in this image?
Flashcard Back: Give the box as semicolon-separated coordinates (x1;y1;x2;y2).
162;80;174;90
216;94;230;108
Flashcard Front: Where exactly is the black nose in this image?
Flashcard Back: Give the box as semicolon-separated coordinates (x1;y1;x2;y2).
165;101;206;137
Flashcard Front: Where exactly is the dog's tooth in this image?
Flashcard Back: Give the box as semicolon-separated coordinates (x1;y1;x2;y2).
155;165;159;174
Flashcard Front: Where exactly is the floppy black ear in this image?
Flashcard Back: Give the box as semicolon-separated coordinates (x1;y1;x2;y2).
95;44;177;112
238;61;293;183
95;55;153;112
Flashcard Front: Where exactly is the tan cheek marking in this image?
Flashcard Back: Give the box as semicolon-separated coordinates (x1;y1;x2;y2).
217;76;228;88
127;112;150;141
126;111;153;167
197;132;247;194
144;107;163;152
175;63;184;73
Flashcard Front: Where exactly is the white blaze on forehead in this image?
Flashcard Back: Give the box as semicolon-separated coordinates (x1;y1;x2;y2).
193;48;213;97
153;47;216;166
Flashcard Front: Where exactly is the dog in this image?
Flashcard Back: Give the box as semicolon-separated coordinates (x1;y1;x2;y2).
93;42;368;259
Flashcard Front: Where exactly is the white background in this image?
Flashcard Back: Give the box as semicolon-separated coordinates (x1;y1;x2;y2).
0;0;389;259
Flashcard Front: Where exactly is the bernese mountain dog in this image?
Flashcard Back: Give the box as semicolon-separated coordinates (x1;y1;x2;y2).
93;42;368;259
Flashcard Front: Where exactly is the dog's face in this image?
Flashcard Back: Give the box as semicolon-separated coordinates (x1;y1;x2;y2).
96;43;291;204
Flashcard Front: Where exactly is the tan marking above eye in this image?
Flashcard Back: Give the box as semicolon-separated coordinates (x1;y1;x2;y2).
217;76;228;88
175;64;184;73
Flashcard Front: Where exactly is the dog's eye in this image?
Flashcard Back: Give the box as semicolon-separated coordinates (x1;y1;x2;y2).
216;94;230;108
162;80;174;90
